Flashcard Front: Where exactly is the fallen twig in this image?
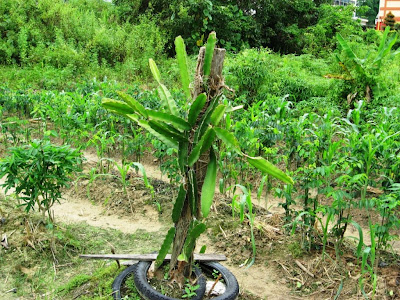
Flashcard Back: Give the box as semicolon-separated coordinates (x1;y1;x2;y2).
207;273;222;297
295;259;315;278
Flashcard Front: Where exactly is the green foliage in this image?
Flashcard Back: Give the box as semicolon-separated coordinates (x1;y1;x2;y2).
335;26;400;102
0;0;165;78
0;140;82;221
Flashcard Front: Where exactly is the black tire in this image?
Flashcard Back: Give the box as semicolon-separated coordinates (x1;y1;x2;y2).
112;263;138;300
201;262;239;300
133;261;207;300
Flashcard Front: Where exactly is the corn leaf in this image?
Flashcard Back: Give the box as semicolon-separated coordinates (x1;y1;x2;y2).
149;58;161;84
188;127;216;167
157;84;179;117
201;148;217;218
155;227;175;269
203;32;217;76
147;110;190;131
188;93;207;126
175;36;191;100
101;98;135;115
246;155;294;185
172;185;186;223
116;91;148;118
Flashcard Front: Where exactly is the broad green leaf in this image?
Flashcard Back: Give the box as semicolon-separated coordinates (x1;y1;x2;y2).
194;95;220;142
201;148;217;218
180;222;206;262
155;227;175;269
157;84;179;116
175;36;191;100
149;120;187;142
147;110;190;131
214;127;241;154
336;33;364;76
246;155;294;185
149;59;161;84
127;115;178;149
188;127;216;167
116;91;148;118
188;93;207;126
203;32;217;76
172;185;186;223
210;104;226;126
374;26;397;68
101;98;135;115
188;170;197;215
178;141;188;173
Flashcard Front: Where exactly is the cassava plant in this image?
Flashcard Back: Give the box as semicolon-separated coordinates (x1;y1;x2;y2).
101;32;293;283
0;139;82;222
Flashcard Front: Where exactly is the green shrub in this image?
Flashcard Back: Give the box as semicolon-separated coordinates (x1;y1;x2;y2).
0;140;83;221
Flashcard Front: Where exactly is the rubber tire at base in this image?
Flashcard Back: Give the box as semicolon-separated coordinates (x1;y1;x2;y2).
200;262;239;300
112;261;239;300
133;261;206;300
134;261;239;300
112;263;139;300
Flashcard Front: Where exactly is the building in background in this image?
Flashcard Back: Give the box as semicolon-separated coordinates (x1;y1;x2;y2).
376;0;400;29
333;0;368;26
333;0;357;5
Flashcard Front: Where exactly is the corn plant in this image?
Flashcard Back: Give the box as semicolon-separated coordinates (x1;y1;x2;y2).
102;32;293;281
232;184;257;267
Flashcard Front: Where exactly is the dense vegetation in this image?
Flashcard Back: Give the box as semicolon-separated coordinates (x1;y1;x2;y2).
1;0;400;299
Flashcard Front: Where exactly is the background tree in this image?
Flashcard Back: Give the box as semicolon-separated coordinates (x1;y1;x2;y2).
384;11;396;28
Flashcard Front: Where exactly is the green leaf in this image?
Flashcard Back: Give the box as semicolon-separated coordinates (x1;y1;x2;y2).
201;148;217;218
172;185;186;223
127;115;178;149
178;141;188;173
147;110;190;131
188;170;198;215
214;127;241;154
180;222;207;262
203;32;217;76
116;91;148;118
350;220;364;258
101;98;135;115
188;93;207;126
157;84;179;116
246;155;294;185
149;120;187;142
188;127;216;167
336;33;364;75
131;162;150;188
210;104;226;126
175;36;191;100
155;227;175;269
194;94;221;142
149;58;161;84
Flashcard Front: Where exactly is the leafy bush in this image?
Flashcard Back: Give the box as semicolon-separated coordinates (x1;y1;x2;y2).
0;140;83;221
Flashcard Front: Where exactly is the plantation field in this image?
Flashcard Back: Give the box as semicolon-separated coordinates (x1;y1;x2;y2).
0;70;399;298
